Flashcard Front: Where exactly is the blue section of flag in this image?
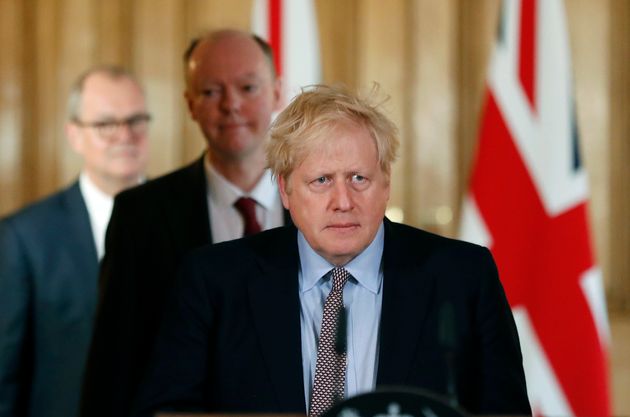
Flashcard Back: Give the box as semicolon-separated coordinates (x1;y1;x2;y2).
497;1;507;46
571;97;582;171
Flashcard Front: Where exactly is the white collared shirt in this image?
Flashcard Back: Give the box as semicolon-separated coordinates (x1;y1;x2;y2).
204;159;284;243
79;173;114;260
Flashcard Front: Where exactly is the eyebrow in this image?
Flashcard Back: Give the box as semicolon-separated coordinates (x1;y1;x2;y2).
238;72;266;81
88;111;148;121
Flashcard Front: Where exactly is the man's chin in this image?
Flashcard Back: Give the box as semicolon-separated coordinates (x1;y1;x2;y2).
321;241;366;265
323;249;360;267
107;165;145;182
210;140;264;161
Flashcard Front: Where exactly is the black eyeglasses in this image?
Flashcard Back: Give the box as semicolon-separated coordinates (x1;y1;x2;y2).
73;113;152;140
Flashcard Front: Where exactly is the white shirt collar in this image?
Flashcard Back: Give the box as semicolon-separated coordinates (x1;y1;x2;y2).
204;156;278;209
78;172;114;260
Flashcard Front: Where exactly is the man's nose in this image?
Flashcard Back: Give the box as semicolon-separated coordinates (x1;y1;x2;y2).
113;121;136;143
220;88;242;112
331;183;353;211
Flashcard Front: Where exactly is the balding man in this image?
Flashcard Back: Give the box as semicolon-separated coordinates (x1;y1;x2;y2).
0;66;149;417
80;30;290;417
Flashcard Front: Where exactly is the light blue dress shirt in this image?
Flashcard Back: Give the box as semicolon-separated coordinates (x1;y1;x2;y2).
298;222;384;410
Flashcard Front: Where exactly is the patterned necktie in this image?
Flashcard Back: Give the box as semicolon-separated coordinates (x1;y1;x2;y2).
309;267;350;417
234;197;262;236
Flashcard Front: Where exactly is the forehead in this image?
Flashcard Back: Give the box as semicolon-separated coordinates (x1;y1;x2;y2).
298;122;379;168
188;35;272;83
80;73;145;116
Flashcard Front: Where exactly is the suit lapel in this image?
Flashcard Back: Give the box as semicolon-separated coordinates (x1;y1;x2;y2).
63;182;99;275
246;227;306;411
376;220;437;386
164;156;212;249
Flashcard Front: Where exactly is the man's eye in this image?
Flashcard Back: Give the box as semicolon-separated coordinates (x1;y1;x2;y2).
243;84;258;93
350;174;370;190
128;114;151;129
311;176;331;186
94;121;114;129
307;176;331;193
202;88;219;97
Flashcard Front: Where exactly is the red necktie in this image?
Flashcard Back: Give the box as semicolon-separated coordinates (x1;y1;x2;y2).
234;197;262;237
309;267;349;417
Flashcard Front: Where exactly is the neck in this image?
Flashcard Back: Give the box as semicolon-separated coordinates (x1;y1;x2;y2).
208;152;267;193
86;171;140;197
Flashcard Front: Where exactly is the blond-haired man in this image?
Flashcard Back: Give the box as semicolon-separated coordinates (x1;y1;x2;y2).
134;85;530;417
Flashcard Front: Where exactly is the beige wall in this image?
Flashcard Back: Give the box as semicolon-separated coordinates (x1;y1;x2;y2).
1;0;628;412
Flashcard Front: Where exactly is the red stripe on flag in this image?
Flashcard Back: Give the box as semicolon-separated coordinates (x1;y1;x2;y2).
519;0;537;110
471;92;610;415
268;0;282;76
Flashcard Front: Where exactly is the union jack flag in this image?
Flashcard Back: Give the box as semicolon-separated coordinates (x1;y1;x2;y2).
460;0;611;415
251;0;322;104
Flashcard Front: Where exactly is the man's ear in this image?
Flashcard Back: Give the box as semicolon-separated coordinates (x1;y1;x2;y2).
65;122;84;155
384;174;392;202
183;90;197;121
278;175;290;210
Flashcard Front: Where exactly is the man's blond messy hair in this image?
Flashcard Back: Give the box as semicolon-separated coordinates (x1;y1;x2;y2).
266;84;399;183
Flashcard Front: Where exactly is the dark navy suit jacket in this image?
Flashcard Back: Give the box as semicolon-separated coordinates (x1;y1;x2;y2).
80;157;292;417
135;220;531;416
0;183;98;417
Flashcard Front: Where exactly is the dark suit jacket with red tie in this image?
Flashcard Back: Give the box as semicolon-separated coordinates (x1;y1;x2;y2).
133;219;531;416
79;156;292;417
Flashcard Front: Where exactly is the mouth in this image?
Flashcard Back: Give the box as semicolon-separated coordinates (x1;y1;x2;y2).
110;146;140;158
220;121;248;130
326;223;360;232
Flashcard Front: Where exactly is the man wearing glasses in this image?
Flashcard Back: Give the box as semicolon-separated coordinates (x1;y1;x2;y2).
0;66;149;417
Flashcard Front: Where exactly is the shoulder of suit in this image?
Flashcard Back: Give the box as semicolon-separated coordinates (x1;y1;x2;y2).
1;182;81;229
114;158;204;206
186;225;295;262
386;220;488;254
383;221;494;280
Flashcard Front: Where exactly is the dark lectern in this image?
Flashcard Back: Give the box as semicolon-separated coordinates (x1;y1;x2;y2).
156;388;467;417
322;388;468;417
